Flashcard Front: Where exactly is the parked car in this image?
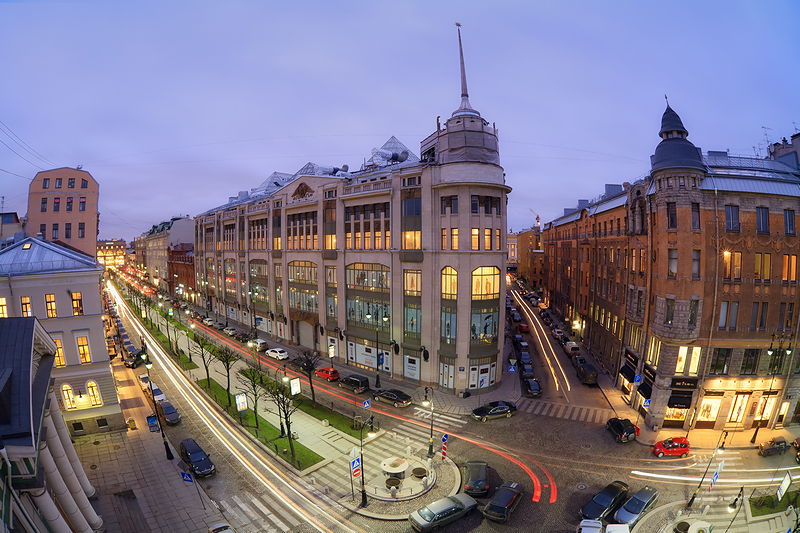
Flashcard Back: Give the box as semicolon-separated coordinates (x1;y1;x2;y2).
577;364;598;385
538;308;548;318
565;341;582;357
408;494;478;532
202;317;215;326
472;401;517;422
373;389;412;407
213;321;226;330
482;481;523;523
157;401;181;425
522;378;542;398
518;323;530;333
572;355;587;368
461;460;490;497
518;351;532;365
759;436;790;456
511;335;524;351
520;364;535;379
267;348;289;360
179;438;215;477
253;339;268;352
285;358;305;371
314;367;340;381
511;313;522;322
124;351;146;368
552;328;564;339
614;486;658;525
223;326;237;336
516;341;530;354
653;437;691;458
208;523;237;533
606;418;639;443
576;521;631;533
558;334;571;346
149;383;166;403
137;373;151;391
579;481;628;520
338;374;370;393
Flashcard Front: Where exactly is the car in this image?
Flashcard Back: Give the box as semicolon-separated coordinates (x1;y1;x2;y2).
509;307;518;315
149;383;166;403
157;401;181;425
558;334;571;346
577;364;598;385
516;341;530;354
124;351;146;368
234;332;251;342
179;438;215;477
614;486;658;525
520;364;535;379
575;521;631;533
518;351;532;365
373;389;412;407
223;326;238;336
314;367;340;381
471;401;517;422
522;378;542;398
408;494;478;532
552;328;564;339
482;481;523;522
461;460;490;497
572;355;587;368
653;437;691;458
606;418;639;443
511;313;522;322
338;374;370;393
267;348;289;360
202;317;215;326
759;436;791;456
138;373;151;391
253;339;268;352
538;308;548;317
213;321;226;330
285;358;305;371
208;523;237;533
565;341;582;357
511;334;524;351
518;323;530;333
579;480;629;520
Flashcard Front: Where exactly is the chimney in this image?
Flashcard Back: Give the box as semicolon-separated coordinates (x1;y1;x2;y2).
577;199;589;209
604;184;623;197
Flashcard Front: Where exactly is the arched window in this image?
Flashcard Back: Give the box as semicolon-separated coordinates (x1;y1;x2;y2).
86;381;102;406
62;384;76;410
471;266;500;300
441;267;458;299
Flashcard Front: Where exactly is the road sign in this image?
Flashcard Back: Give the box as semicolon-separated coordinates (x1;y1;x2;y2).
352;467;362;478
350;457;361;471
508;365;516;373
181;472;194;483
377;352;384;366
442;433;449;443
777;472;792;501
509;358;517;366
479;377;486;387
634;375;642;384
643;399;651;408
235;393;248;412
363;399;371;409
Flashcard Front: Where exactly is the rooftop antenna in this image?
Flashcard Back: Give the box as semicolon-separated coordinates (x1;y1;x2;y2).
752;145;761;158
664;94;669;106
0;195;4;237
793;121;799;134
762;126;773;146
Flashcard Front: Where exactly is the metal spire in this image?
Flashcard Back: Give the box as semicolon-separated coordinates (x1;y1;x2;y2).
453;22;479;117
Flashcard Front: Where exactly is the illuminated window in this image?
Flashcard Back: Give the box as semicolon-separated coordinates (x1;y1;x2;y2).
441;267;458;299
45;294;57;318
86;381;102;406
782;254;798;282
76;336;91;363
324;234;337;250
401;231;420;250
723;251;742;280
53;339;65;367
0;297;8;318
675;346;688;373
451;228;459;250
20;296;31;317
62;384;76;410
646;337;661;368
471;266;500;300
484;228;491;250
441;229;447;250
71;292;84;316
495;229;501;250
471;228;479;250
403;270;421;296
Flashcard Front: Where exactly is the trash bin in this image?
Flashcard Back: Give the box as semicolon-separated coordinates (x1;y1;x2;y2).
461;390;471;399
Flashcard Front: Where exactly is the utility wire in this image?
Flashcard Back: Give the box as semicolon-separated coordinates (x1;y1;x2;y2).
0;120;57;167
0;166;32;180
0;138;44;170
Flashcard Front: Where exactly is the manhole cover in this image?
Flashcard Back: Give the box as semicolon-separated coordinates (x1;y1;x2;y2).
93;440;101;446
576;483;588;491
90;464;98;470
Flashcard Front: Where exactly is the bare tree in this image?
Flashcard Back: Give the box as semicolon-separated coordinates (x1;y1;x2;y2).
265;377;302;462
237;367;268;436
296;350;322;404
216;346;239;407
192;332;217;388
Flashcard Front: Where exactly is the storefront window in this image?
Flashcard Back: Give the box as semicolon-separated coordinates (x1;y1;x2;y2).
288;260;317;283
664;407;686;422
727;394;749;424
403;270;421;296
471;267;500;300
688;347;701;375
675;346;687;374
698;397;722;422
441;306;457;344
288;287;318;312
346;263;390;292
346;298;390;329
470;308;499;344
754;396;777;421
404;303;421;337
441;267;458;299
326;294;337;318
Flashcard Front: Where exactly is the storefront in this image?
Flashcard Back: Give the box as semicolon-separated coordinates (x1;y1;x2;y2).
618;350;638;398
346;340;392;376
695;391;724;429
663;378;697;429
751;391;778;429
634;365;655;417
468;357;497;390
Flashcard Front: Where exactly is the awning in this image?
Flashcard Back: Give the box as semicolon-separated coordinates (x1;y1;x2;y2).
637;381;652;399
619;364;636;383
668;391;694;409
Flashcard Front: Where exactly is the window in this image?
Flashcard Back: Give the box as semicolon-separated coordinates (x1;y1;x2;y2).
484;228;492;250
756;207;770;234
401;196;420;216
741;349;759;375
66;197;73;212
20;296;31;317
675;346;688;373
667;249;677;278
440;195;458;214
404;303;421;335
471;195;479;214
782;254;798;282
688;299;699;328
71;422;84;432
691;202;700;229
51;223;59;240
441;267;458;299
471;228;479;250
441;306;457;344
785;209;796;235
666;202;677;229
70;292;84;315
755;253;771;282
719;301;728;329
96;418;108;428
779;302;795;331
709;348;732;375
471;266;500;300
688;346;701;375
78;223;85;238
646;337;661;368
65;223;72;239
691;250;701;279
728;301;739;330
0;297;6;318
53;197;60;212
495;229;501;250
441;229;447;250
45;293;57;317
664;298;675;325
42;177;50;189
53;339;65;367
40;197;47;212
723;251;742;280
68;177;75;188
76;336;91;363
725;205;740;232
62;385;76;410
769;351;785;374
450;228;459;250
81;178;88;188
403;270;421;296
39;223;45;236
401;231;420;249
757;302;769;330
79;197;86;212
86;381;102;406
54;178;62;188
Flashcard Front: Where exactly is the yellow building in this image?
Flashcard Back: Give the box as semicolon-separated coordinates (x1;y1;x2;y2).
96;239;126;269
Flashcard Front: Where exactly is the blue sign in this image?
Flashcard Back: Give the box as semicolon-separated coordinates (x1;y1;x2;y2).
479;377;486;387
508;365;516;373
643;399;651;408
377;352;384;366
634;375;642;384
442;434;449;443
181;472;194;483
363;400;371;409
350;457;361;471
712;471;719;483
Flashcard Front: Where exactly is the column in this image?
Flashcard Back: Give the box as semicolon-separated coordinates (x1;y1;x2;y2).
49;393;97;498
39;441;93;533
44;414;103;529
28;487;72;533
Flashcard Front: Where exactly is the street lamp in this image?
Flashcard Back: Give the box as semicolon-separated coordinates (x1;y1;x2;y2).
358;414;376;508
422;387;435;458
687;429;727;508
751;332;789;444
728;486;743;513
365;311;389;389
144;354;174;461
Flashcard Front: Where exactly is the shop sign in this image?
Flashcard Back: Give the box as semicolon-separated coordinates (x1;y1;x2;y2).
642;365;656;382
671;377;698;390
624;350;639;366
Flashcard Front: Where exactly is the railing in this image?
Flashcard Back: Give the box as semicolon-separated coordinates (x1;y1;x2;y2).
342;181;391;196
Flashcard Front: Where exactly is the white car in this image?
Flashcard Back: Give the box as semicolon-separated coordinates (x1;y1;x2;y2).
223;326;237;336
267;348;289;360
254;339;268;352
213;322;226;330
202;317;215;326
138;373;151;391
149;383;166;403
576;521;630;533
208;523;237;533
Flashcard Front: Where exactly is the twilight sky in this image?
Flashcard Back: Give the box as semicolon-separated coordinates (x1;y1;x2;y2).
1;1;798;241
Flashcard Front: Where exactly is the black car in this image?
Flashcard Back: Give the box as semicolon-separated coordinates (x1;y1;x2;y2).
285;358;305;371
759;436;791;456
338;374;370;394
511;335;524;351
518;351;532;365
606;418;639;443
482;481;523;523
462;460;490;497
373;389;412;407
579;480;628;520
471;401;517;422
511;313;522;322
179;438;215;477
520;364;535;379
157;401;181;425
538;308;548;317
522;378;542;398
123;351;145;368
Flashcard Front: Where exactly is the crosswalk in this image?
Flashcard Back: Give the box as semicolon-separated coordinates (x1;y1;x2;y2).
516;398;616;424
411;407;468;429
217;492;303;533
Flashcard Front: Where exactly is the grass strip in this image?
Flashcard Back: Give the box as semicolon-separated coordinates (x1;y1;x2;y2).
749;490;800;517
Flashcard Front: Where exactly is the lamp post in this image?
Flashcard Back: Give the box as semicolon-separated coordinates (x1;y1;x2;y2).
358;415;376;508
751;333;789;444
144;355;174;460
422;387;435;458
365;312;389;389
723;486;744;533
687;429;727;508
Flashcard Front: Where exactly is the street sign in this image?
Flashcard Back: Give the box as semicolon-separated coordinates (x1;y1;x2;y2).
777;472;792;501
509;358;517;366
181;472;194;483
290;377;301;396
634;375;642;384
479;377;486;387
508;365;516;373
363;399;371;409
643;399;651;408
352;467;362;478
350;457;361;470
235;393;247;412
442;433;449;443
349;447;359;459
377;352;384;366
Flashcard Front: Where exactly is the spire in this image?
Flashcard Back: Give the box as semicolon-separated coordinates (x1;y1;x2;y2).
659;105;688;138
452;23;480;118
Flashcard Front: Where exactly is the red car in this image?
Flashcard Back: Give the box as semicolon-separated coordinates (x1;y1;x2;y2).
653;437;690;458
518;323;530;333
314;367;340;382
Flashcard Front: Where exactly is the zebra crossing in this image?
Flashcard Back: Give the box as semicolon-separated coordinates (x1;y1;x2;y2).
516;398;616;424
217;492;303;533
411;406;468;429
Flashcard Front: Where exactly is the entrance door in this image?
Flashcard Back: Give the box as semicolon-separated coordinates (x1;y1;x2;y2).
727;394;749;427
439;363;454;390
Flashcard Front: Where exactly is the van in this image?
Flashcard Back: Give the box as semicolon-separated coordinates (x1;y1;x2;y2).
564;342;581;356
577;364;598;385
338;374;370;394
253;339;268;352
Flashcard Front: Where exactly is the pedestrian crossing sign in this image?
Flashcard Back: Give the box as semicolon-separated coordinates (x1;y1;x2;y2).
181;472;194;483
350;457;361;471
442;434;449;443
363;400;371;409
643;399;651;407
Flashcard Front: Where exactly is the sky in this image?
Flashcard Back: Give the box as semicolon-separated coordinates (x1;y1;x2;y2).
1;0;799;241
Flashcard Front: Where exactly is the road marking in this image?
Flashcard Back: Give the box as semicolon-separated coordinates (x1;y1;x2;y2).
219;499;247;527
243;494;291;531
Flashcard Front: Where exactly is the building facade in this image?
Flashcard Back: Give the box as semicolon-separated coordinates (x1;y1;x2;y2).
0;237;124;436
543;106;800;432
24;168;100;257
195;30;509;394
506;232;518;272
515;226;544;289
133;217;194;294
96;239;126;269
167;242;196;302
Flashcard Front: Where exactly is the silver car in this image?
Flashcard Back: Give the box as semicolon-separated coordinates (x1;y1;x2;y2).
613;486;658;525
409;494;477;532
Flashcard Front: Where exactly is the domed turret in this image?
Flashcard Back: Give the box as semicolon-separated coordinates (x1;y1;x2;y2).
650;105;704;172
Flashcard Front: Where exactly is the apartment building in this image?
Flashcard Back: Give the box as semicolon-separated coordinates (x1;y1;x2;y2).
96;239;126;269
133;216;194;294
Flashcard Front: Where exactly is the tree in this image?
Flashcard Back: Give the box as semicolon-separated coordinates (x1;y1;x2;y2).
192;332;217;387
237;367;268;436
216;346;239;407
265;376;302;463
296;350;322;404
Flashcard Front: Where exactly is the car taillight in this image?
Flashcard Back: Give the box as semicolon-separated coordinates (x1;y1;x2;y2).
464;484;470;489
486;485;491;491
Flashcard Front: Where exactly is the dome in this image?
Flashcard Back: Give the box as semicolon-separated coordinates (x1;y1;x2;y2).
651;137;705;172
659;105;688;136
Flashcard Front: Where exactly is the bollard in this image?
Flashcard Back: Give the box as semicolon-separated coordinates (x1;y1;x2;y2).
406;446;413;457
390;486;397;498
422;476;429;489
427;457;433;469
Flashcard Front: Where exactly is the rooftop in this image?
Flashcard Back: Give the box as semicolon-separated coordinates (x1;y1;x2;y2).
0;237;101;276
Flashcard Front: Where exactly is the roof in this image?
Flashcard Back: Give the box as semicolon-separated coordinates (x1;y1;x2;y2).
0;237;101;276
363;136;420;169
651;138;705;172
144;217;191;236
659;105;687;136
701;176;800;197
0;213;20;224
